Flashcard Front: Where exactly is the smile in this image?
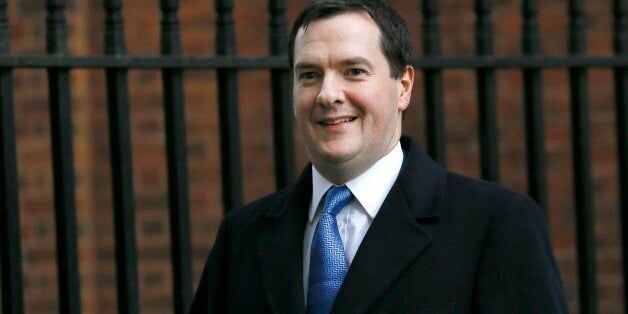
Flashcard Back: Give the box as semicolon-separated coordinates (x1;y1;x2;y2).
319;117;357;125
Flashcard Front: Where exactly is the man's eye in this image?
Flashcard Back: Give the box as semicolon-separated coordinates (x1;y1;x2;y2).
299;72;319;81
347;68;366;76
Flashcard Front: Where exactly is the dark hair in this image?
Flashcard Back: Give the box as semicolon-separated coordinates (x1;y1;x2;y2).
288;0;412;79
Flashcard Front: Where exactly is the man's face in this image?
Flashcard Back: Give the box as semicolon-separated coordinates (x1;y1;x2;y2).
292;12;413;182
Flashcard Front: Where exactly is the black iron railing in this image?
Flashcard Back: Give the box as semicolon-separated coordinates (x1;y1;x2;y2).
46;1;81;313
104;1;139;314
160;1;193;313
0;1;627;313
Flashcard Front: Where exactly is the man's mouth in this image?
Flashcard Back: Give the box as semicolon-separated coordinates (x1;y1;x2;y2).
319;117;357;126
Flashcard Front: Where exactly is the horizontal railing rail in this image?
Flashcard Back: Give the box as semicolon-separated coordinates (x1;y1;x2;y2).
0;54;625;69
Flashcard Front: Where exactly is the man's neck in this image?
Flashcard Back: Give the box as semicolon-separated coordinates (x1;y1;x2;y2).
312;142;403;186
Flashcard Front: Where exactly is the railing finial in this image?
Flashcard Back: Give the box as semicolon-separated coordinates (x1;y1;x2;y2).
46;0;68;54
104;0;126;55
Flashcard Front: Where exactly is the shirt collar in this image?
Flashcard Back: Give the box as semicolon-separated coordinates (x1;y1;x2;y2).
309;142;404;223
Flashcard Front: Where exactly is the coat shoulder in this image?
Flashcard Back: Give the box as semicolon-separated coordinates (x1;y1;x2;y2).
443;171;539;213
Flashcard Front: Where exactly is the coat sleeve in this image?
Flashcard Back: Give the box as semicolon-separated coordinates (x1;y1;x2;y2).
190;214;232;313
473;196;569;313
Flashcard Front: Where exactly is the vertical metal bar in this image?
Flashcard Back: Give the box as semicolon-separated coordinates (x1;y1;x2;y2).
475;0;499;182
215;0;243;213
522;0;547;214
421;0;446;166
269;0;294;188
568;1;596;312
0;0;24;312
46;1;81;313
103;1;139;313
613;0;628;309
159;1;192;313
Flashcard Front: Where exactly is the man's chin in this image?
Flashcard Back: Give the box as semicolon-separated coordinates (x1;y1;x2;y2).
311;149;356;165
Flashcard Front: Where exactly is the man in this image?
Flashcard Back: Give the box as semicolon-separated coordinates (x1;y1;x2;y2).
191;0;568;313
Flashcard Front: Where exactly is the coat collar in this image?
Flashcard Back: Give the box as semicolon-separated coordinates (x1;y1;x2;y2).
260;136;445;221
258;136;446;313
396;135;446;220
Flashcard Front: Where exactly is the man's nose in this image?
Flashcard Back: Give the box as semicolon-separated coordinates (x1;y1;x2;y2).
316;74;345;106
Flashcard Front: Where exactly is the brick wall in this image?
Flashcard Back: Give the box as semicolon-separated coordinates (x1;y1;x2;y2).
6;0;623;313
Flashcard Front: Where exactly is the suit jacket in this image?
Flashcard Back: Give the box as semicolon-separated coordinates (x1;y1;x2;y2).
191;136;568;313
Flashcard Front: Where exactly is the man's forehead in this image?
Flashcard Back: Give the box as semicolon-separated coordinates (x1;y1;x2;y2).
294;11;379;43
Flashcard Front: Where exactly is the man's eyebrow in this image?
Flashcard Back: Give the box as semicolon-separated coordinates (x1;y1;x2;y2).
294;58;373;71
339;57;373;69
294;62;319;70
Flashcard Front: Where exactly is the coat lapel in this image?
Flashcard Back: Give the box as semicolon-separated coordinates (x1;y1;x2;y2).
257;167;311;313
333;136;446;313
333;185;432;313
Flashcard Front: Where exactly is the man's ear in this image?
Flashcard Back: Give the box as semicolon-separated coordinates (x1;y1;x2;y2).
398;65;414;111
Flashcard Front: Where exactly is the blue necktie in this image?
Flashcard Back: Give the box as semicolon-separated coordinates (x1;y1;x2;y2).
307;185;354;314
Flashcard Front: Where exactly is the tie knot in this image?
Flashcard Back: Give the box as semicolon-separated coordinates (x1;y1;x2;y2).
322;185;353;217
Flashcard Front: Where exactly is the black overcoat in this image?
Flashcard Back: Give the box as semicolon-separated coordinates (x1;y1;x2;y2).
190;136;568;313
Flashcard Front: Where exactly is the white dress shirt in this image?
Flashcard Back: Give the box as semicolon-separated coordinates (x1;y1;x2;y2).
303;142;404;299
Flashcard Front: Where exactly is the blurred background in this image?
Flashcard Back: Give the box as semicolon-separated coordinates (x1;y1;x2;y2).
3;0;624;312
